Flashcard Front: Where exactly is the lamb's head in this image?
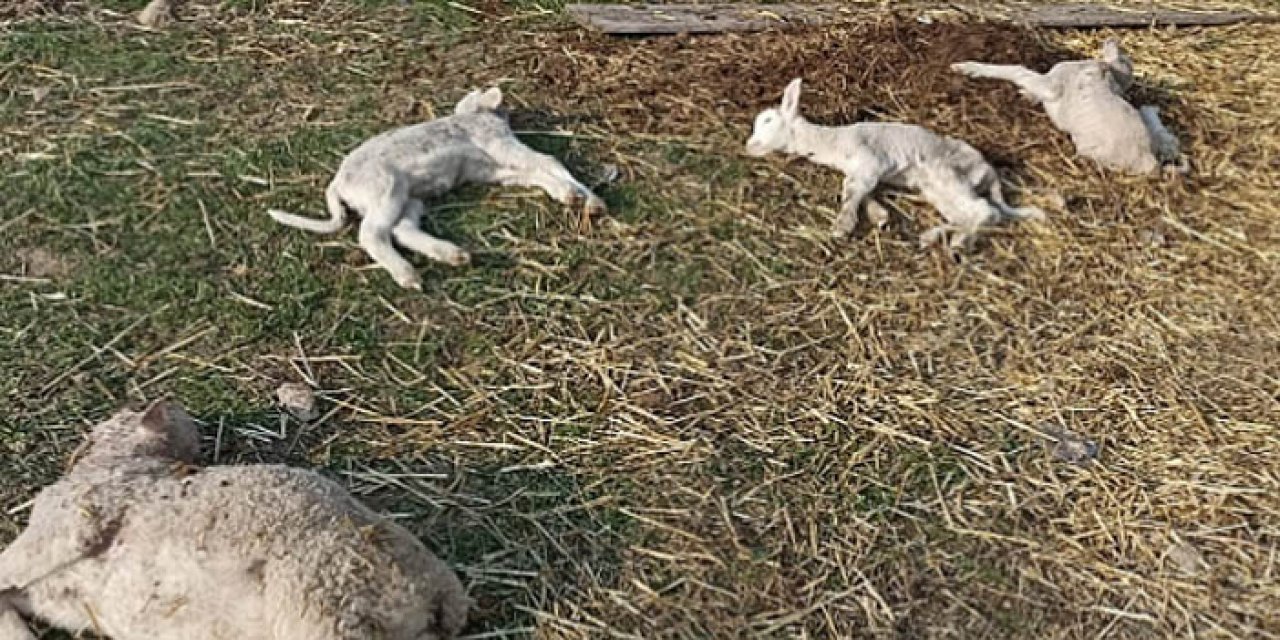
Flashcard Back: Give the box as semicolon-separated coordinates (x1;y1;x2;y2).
454;87;504;116
83;400;201;465
1100;38;1127;66
1098;38;1134;93
745;78;804;157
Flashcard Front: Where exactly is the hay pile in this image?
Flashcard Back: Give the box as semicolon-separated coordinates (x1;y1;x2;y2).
524;19;1070;154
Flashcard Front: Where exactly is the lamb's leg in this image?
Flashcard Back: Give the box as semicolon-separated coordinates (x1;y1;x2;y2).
915;165;997;252
983;170;1045;222
1138;106;1188;175
865;199;891;230
392;200;470;267
950;62;1060;103
833;172;881;239
492;142;607;214
357;198;421;290
0;602;35;640
918;224;954;249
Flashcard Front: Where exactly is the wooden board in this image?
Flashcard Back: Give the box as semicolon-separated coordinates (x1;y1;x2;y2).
565;4;860;35
566;3;1280;36
1012;3;1279;28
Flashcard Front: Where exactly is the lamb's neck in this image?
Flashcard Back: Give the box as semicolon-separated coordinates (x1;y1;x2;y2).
787;119;852;172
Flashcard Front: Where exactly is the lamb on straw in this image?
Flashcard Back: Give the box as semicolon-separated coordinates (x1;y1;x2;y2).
745;77;1043;253
952;38;1188;175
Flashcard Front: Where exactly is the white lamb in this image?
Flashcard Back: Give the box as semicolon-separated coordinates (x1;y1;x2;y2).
268;87;607;290
745;78;1043;253
0;401;469;640
952;38;1186;175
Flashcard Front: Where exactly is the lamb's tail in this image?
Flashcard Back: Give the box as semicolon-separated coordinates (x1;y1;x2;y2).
995;202;1047;223
985;173;1047;223
268;185;348;234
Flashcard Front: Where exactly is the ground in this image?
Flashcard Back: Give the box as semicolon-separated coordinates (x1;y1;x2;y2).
1;1;1278;638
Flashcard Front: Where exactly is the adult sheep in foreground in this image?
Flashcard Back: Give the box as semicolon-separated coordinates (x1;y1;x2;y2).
0;401;469;640
745;78;1043;253
952;39;1187;175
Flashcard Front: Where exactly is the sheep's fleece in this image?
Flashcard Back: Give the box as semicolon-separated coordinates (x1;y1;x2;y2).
0;401;468;640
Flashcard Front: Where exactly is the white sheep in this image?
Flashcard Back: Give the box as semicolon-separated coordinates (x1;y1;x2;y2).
268;87;607;290
745;78;1043;253
0;401;469;640
952;39;1187;175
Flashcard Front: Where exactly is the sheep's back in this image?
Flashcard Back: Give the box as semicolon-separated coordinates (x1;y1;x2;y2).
60;464;461;639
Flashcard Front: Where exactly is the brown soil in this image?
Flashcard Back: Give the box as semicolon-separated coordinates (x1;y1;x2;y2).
521;19;1088;166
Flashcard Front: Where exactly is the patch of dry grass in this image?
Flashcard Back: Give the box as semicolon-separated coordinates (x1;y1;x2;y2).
1;2;1277;639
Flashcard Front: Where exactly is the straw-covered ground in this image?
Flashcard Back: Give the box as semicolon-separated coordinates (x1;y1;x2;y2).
2;1;1278;638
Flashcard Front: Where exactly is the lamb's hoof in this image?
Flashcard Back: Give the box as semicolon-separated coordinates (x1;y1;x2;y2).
918;227;947;249
1021;206;1048;223
1161;160;1190;180
865;201;892;230
445;249;471;267
395;273;423;290
570;193;604;234
950;62;977;75
585;194;608;217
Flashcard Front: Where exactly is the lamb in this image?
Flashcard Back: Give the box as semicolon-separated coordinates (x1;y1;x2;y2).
745;78;1043;253
268;86;607;290
0;401;469;640
951;39;1187;175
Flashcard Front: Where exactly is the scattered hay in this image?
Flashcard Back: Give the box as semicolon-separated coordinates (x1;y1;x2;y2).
1;4;1278;640
0;0;72;22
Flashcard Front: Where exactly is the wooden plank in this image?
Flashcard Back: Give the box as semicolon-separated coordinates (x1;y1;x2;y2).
565;3;860;35
566;3;1280;36
1008;3;1278;28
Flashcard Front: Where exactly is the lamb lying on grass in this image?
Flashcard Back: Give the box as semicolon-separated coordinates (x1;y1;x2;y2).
952;39;1187;175
269;86;607;290
746;78;1043;253
0;401;468;640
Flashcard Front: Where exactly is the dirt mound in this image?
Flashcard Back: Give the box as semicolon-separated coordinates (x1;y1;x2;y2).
522;18;1081;166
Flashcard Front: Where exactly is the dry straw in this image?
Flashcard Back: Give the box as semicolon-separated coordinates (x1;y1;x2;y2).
1;1;1277;638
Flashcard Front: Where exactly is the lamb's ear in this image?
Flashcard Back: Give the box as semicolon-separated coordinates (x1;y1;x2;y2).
455;87;503;114
454;89;481;114
1100;38;1122;59
780;78;803;119
477;86;503;111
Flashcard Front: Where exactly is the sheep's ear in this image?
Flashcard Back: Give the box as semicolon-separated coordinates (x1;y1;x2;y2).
477;86;503;110
140;399;176;433
780;78;803;118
